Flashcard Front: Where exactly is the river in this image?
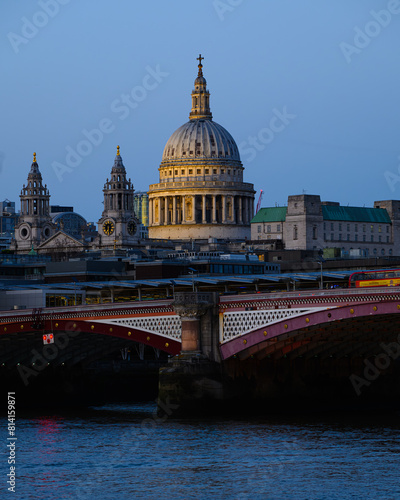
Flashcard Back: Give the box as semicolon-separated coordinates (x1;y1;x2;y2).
6;402;400;500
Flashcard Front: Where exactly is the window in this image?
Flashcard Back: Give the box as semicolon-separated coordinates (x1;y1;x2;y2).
331;223;334;231
228;170;231;175
267;225;271;233
371;225;374;232
181;169;185;175
205;169;209;174
277;224;281;232
355;234;358;242
221;169;225;174
324;233;326;240
363;235;366;242
373;248;377;255
371;235;374;242
355;224;358;232
379;225;382;232
257;225;261;233
387;226;390;233
331;233;334;241
339;234;342;241
339;223;342;231
347;234;350;241
323;222;326;230
379;235;382;242
313;226;317;239
189;169;193;174
387;236;390;243
363;224;366;232
294;226;298;240
213;169;217;174
175;170;178;175
347;224;350;232
381;248;385;255
197;169;201;174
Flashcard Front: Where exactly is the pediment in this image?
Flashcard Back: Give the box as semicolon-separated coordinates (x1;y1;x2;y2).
37;231;85;250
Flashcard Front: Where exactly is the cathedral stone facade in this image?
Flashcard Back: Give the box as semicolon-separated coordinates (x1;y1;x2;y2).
11;153;57;253
95;146;140;250
148;56;255;241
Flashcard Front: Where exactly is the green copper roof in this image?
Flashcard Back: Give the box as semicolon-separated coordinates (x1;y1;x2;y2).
251;207;287;223
322;205;391;223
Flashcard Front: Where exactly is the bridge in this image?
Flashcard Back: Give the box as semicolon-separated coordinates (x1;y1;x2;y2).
219;287;400;360
1;285;400;410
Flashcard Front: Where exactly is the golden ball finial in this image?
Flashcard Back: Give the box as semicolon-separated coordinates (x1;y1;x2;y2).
117;145;120;156
33;152;36;162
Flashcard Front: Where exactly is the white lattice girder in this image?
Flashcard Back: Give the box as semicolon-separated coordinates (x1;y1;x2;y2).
222;307;331;342
89;315;182;341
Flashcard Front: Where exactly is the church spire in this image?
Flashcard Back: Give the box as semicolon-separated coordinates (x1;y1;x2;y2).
30;151;40;175
112;145;125;172
189;54;212;121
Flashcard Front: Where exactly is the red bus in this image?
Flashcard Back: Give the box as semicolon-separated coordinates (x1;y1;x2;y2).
349;269;400;288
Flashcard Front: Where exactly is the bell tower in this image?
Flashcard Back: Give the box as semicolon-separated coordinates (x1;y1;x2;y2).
97;146;139;248
12;153;56;253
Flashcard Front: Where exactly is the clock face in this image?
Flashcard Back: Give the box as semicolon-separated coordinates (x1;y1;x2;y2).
127;220;137;236
103;220;115;235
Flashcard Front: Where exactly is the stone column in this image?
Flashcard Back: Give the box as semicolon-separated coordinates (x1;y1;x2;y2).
164;196;168;225
238;197;243;224
222;195;226;223
158;197;162;225
212;195;217;223
182;196;186;223
202;195;206;224
172;196;177;224
149;198;153;226
173;292;212;353
192;195;195;222
232;196;235;223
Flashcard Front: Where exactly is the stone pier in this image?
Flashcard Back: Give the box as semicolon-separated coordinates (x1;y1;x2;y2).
158;292;225;415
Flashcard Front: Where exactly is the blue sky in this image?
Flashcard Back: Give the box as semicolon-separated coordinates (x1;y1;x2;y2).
1;0;400;222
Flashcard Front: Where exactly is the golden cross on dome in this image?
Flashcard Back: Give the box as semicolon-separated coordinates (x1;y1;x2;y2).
197;54;204;66
117;145;120;156
33;152;36;162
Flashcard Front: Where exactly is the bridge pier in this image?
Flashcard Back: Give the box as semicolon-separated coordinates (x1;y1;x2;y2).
158;292;225;415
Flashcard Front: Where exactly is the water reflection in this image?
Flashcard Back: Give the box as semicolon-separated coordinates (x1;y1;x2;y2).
13;404;400;500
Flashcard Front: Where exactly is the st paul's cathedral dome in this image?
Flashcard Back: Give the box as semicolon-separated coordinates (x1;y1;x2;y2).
148;55;255;241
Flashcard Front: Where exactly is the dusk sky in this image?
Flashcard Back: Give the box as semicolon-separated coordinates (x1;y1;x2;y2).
1;0;400;223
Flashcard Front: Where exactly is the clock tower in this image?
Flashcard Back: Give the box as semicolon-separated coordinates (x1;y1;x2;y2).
97;146;139;249
12;152;57;253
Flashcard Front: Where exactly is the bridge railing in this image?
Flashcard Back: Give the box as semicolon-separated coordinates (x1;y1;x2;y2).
220;286;400;304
